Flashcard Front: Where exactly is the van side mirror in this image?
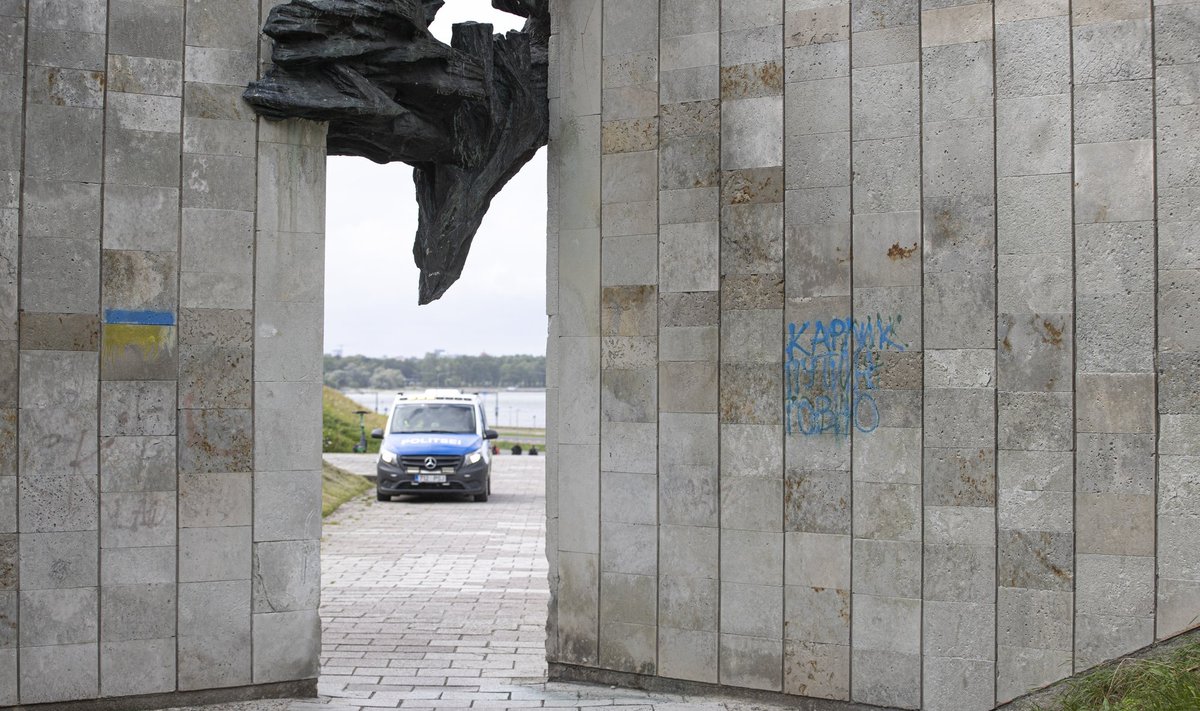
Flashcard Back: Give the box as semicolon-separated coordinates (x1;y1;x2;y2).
484;429;499;440
370;428;384;439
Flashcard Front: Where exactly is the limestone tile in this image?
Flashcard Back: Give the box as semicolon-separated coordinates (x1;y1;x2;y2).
924;542;996;602
658;627;717;683
851;538;920;598
178;580;251;689
1076;373;1154;433
922;119;995;200
852;138;920;214
20;237;100;314
997;645;1073;704
996;95;1071;178
100;638;174;696
851;0;919;32
786;132;850;192
852;482;921;542
107;54;182;97
998;529;1074;592
600;522;656;577
659;134;720;190
0;535;11;590
783;640;849;700
20;587;97;646
100;582;174;642
599;472;656;526
923;40;994;124
0;591;12;647
178;343;251;410
183;46;255;85
659;525;718;579
254;229;322;303
1160;455;1200;517
719;633;782;691
1075;613;1154;671
721;582;783;639
1074;140;1155;224
254;300;323;383
997;587;1073;651
0;477;12;533
253;470;322;543
602;200;656;237
1155;3;1200;67
721;529;783;586
103;127;182;188
1158;515;1200;582
1158;578;1200;639
998;488;1071;534
18;313;99;352
997;174;1072;256
1161;352;1200;414
852;593;920;655
660;361;718;413
557;551;599;666
1160;269;1200;354
180;526;250;582
722;476;783;532
660;325;718;362
102;184;179;252
600;421;656;471
101;545;174;586
1072;19;1152;84
660;187;719;225
18;643;98;704
557;444;599;554
108;0;183;59
849;211;920;289
1076;220;1155;296
851;647;920;708
183;154;256;211
923;388;995;449
100;491;175;549
658;574;716;630
924;656;995;711
254;382;322;472
997;313;1072;393
26;29;106;71
852;26;919;68
186;0;258;51
1077;433;1155;494
24;104;102;183
100;380;175;436
179;471;251;528
20;178;98;240
923;600;994;660
25;66;104;109
721;96;784;170
601;234;658;287
851;62;919;141
252;539;319;613
603;54;657;93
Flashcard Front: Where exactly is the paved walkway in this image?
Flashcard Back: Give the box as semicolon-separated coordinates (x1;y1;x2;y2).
173;455;799;711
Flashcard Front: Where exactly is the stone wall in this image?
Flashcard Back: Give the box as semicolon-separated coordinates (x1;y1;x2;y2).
544;1;1200;709
0;0;325;705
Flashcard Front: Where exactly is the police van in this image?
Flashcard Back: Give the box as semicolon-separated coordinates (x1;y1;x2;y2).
370;389;499;502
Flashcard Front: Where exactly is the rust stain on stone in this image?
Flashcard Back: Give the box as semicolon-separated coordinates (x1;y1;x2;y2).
887;242;918;260
1002;336;1012;352
1041;319;1064;348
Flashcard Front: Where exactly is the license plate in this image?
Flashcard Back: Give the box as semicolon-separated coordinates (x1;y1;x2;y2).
415;474;447;484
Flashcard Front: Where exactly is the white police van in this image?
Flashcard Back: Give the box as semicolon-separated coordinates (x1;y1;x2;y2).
370;389;499;502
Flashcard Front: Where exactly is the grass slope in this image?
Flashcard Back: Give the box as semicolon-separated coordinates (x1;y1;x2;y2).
1034;640;1200;711
323;386;387;453
322;461;372;517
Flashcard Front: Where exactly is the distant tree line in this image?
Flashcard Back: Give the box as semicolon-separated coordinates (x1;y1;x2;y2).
324;352;546;390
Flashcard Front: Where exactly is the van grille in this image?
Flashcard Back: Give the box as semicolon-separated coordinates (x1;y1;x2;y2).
400;455;463;469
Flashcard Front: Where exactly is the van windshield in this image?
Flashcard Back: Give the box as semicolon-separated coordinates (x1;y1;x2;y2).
390;403;477;435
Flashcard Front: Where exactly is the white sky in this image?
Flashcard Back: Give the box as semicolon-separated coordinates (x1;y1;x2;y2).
323;1;547;358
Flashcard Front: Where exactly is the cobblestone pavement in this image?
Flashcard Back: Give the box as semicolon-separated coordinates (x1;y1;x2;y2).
173;455;800;711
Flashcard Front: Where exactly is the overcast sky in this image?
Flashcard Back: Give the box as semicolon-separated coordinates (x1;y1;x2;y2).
323;1;547;359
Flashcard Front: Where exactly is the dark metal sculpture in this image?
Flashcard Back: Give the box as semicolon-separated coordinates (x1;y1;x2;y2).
245;0;549;304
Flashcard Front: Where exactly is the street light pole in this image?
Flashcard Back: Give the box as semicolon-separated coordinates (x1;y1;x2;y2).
354;410;369;453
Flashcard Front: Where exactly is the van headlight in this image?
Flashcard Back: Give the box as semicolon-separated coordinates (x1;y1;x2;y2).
465;448;485;465
379;449;398;465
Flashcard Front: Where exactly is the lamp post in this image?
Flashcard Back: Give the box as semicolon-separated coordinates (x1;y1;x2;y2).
354;410;369;453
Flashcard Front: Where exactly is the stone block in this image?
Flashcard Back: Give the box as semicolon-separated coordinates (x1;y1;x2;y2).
1161;352;1200;415
0;478;12;533
722;476;783;532
852;538;920;598
1075;79;1153;144
1161;269;1200;354
603;54;657;93
179;271;252;310
104;126;182;188
1158;578;1200;640
786;132;850;193
924;542;996;602
719;632;782;692
557;444;599;553
924;656;995;711
180;526;250;582
20;237;100;314
182;153;255;211
851;647;919;708
186;0;258;51
101;545;174;586
100;380;175;436
19;643;98;704
848;211;920;289
922;118;995;200
921;2;992;46
601;200;656;238
100;491;176;549
102;184;179;252
19;313;100;352
100;583;174;642
851;0;918;32
997;173;1072;255
557;551;599;665
998;488;1071;535
996;16;1070;98
252;539;319;613
997;312;1071;393
1077;493;1153;557
179;471;251;527
658;223;719;294
25;104;102;183
721;529;783;585
998;529;1073;592
26;28;106;71
658;627;717;683
1075;293;1153;372
18;531;97;589
254;470;321;542
108;0;183;59
601;234;657;287
924;388;995;449
183;116;257;158
996;94;1071;177
183;46;255;85
178;581;251;689
660;361;718;413
20;587;96;646
659;524;718;579
660;187;719;225
721;96;784;170
255;382;322;472
1075;140;1155;223
783;468;849;535
99;323;177;381
1075;613;1154;670
997;391;1073;451
923;40;993;125
719;364;782;425
21;179;102;241
852;593;920;655
600;522;656;576
852;138;920;213
997;586;1073;650
179;343;251;410
250;609;321;684
100;638;174;696
254;300;323;383
924;599;994;660
784;531;849;589
599;472;656;526
721;582;783;639
0;591;12;648
1077;220;1154;297
659;134;719;191
0;535;10;590
997;645;1073;703
601;571;656;627
852;482;920;541
1077;432;1154;495
558;230;601;338
1073;18;1151;85
106;54;182;97
1158;515;1200;582
1155;3;1200;67
1160;455;1200;518
1076;373;1154;434
26;66;104;109
658;574;716;631
851;62;919;141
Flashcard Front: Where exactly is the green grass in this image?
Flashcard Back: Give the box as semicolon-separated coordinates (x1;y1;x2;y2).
321;461;372;517
1037;641;1200;711
323;386;387;453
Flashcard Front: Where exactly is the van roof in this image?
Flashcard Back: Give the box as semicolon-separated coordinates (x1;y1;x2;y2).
393;389;479;404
